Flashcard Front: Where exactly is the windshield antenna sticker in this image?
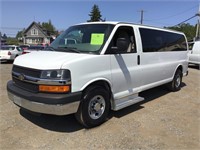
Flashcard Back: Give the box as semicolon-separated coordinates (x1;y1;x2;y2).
90;33;105;45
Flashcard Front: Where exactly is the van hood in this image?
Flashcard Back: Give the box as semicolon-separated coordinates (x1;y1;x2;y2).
14;51;92;70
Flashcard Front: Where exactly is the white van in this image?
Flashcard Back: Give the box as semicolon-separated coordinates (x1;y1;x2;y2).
7;22;188;127
188;40;200;67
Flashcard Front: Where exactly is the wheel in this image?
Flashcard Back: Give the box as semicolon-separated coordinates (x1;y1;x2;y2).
168;69;182;92
75;86;110;128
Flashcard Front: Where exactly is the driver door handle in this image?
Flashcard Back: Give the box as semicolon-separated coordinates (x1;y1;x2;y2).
137;55;140;65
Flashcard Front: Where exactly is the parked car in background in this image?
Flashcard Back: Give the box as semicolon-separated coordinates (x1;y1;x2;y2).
0;45;23;62
19;45;30;50
22;45;45;54
188;40;200;68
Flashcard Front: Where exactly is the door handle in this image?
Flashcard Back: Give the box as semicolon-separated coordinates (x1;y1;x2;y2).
137;55;140;65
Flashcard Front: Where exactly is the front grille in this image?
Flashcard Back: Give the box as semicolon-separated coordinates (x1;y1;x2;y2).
13;77;39;93
12;65;41;78
12;65;41;92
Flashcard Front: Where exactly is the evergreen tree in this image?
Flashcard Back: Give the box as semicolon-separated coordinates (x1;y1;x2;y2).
16;30;24;39
3;33;7;39
41;20;57;35
88;4;102;22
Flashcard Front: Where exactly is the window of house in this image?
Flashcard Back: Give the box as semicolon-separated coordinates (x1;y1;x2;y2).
27;39;32;44
31;28;38;35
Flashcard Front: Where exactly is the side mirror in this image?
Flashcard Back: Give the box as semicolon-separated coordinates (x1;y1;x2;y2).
111;38;129;53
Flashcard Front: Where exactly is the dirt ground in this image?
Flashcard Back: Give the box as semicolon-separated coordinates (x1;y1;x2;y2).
0;63;199;150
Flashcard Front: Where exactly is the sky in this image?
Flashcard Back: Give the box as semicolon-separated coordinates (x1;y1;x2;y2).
0;0;199;37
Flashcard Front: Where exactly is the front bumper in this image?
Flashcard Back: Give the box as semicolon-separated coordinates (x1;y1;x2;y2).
7;80;82;115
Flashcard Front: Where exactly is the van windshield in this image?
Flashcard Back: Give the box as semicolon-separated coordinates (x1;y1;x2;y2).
49;24;114;54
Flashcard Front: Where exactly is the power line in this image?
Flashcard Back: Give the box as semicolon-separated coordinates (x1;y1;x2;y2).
174;14;197;26
1;26;66;37
1;27;24;30
144;20;172;26
146;5;198;22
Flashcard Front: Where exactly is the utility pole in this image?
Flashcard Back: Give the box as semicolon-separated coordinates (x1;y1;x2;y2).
195;5;200;40
139;10;145;24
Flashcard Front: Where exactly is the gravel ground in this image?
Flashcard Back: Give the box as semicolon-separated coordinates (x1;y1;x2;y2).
0;63;199;150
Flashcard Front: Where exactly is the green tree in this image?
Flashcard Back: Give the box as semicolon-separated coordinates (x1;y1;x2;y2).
88;4;102;22
165;23;196;41
2;33;7;39
6;37;18;45
16;30;24;39
41;20;58;36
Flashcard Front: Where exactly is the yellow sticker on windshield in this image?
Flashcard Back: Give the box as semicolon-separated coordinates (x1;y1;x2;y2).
90;33;105;45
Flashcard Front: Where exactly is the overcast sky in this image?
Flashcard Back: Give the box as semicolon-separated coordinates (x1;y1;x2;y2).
0;0;199;37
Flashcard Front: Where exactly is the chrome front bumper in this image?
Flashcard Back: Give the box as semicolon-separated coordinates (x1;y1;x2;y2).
8;91;80;115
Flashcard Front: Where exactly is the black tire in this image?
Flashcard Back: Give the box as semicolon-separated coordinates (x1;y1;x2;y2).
168;69;182;92
75;86;110;128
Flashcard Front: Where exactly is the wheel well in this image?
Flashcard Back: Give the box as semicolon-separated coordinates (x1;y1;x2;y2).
83;80;112;101
177;65;183;72
86;80;111;92
177;65;183;76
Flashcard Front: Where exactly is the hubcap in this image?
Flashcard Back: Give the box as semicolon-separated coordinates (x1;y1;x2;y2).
88;95;106;120
175;75;181;88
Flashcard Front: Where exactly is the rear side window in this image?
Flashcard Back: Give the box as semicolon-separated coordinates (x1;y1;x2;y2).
17;47;22;51
139;28;187;52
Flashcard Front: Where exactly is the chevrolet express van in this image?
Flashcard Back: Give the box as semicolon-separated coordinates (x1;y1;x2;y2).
7;22;188;128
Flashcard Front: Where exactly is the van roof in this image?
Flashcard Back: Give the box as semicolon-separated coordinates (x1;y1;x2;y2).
76;21;185;35
78;21;118;25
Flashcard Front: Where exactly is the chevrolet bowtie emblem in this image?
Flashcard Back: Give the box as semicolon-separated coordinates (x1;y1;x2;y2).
18;74;25;81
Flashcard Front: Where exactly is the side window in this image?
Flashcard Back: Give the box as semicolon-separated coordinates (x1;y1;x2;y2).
17;47;22;51
106;26;136;54
10;47;15;50
139;28;187;52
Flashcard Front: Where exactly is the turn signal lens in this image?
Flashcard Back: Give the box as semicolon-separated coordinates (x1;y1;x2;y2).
39;85;70;93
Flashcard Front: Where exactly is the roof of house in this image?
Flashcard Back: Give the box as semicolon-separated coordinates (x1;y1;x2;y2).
23;21;49;37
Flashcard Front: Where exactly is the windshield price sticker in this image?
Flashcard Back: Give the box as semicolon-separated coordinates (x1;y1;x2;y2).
90;33;105;45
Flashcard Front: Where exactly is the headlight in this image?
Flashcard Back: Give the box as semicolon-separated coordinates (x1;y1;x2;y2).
40;69;70;80
39;69;71;93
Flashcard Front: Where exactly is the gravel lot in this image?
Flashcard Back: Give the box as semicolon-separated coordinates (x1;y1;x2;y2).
0;63;199;150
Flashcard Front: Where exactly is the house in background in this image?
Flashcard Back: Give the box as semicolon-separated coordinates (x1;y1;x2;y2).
23;22;52;46
0;32;7;46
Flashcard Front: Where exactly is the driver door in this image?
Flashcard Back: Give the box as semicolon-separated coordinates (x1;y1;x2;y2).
105;26;142;99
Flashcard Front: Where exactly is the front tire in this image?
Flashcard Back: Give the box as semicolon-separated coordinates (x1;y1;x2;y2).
75;86;110;128
168;69;182;92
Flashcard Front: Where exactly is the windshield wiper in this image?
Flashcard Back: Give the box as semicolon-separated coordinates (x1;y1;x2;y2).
57;46;80;53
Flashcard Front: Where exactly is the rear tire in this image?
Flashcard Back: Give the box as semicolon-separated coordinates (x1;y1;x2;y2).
75;86;110;128
168;69;182;92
